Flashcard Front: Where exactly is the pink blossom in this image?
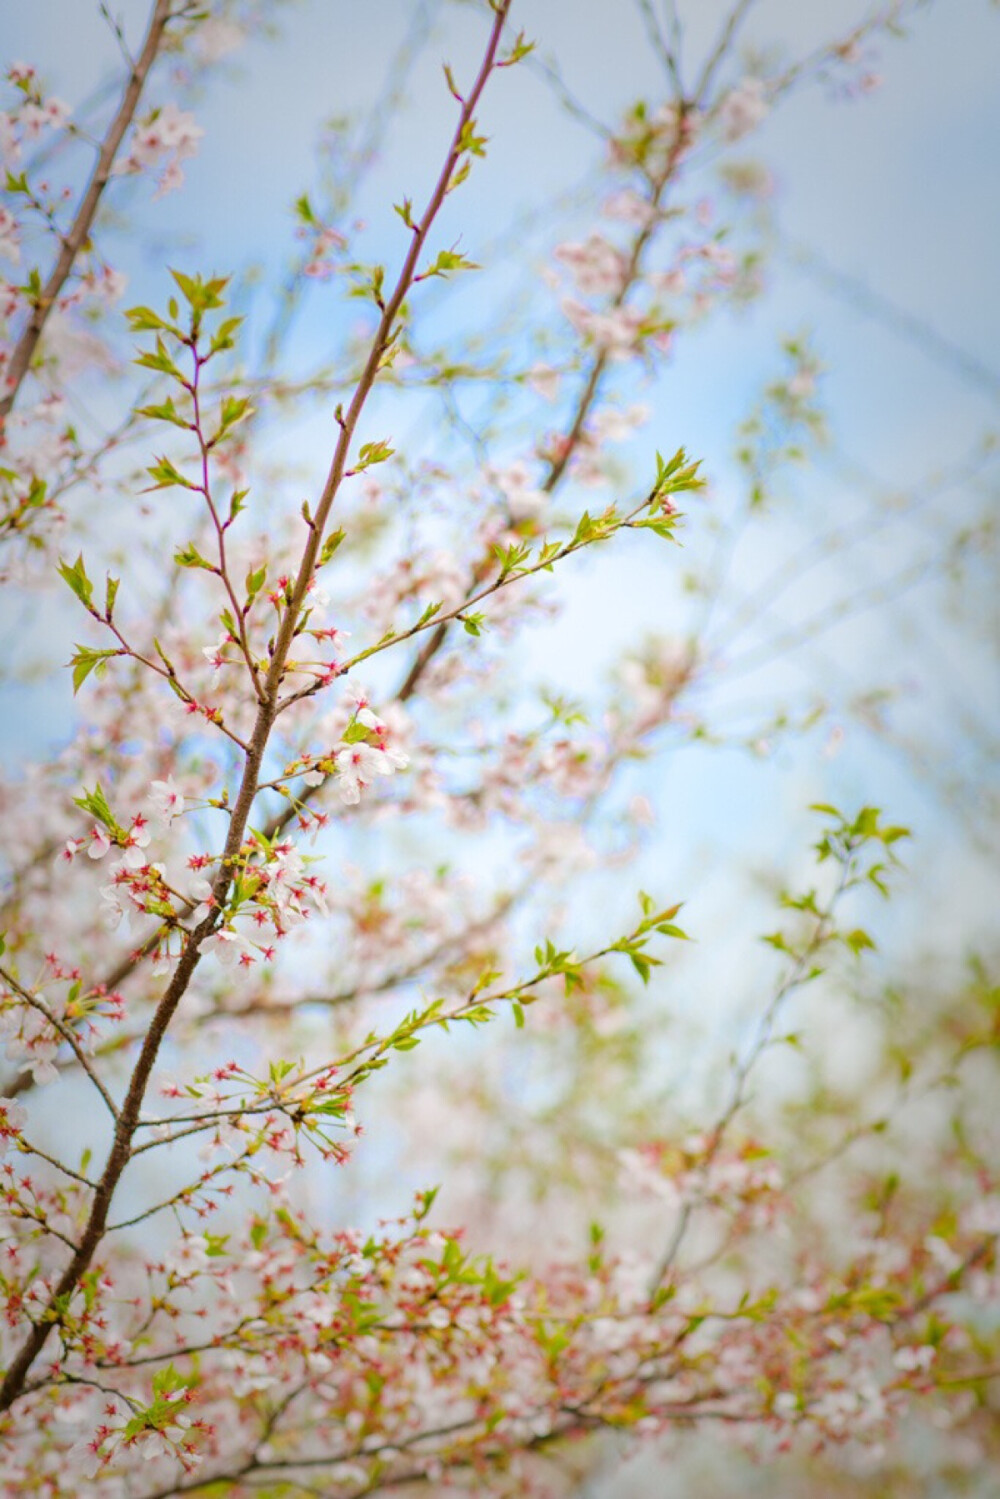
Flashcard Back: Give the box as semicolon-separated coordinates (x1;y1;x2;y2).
0;1096;27;1155
87;827;111;860
148;776;185;825
718;77;769;141
602;189;655;226
893;1344;936;1373
0;207;19;264
553;233;628;296
335;742;385;804
119;102;204;197
203;928;257;967
194;16;246;61
490;460;547;522
526;363;560;402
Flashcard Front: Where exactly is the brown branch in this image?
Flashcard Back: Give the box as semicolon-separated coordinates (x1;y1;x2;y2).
0;963;119;1120
0;0;515;1415
390;99;694;707
0;0;175;423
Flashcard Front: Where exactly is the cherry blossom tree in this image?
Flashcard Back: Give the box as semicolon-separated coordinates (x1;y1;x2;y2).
0;2;997;1496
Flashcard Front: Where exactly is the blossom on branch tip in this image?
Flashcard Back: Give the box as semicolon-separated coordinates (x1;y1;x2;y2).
203;928;257;967
489;460;547;522
335;742;387;804
148;776;185;825
718;78;769;142
117;102;204;198
0;1096;27;1155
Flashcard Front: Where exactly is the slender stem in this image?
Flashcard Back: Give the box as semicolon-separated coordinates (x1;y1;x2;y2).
0;0;514;1415
648;854;852;1294
0;964;119;1120
0;0;175;422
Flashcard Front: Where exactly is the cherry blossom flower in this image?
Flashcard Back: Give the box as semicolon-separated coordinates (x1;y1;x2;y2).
526;363;560;402
718;77;769;141
0;207;19;264
147;776;185;825
87;827;111;860
490;460;547;522
118;102;204;197
0;1096;27;1155
335;741;386;804
203;927;258;967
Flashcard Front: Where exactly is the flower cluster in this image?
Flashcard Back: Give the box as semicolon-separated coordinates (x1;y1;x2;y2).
117;101;204;197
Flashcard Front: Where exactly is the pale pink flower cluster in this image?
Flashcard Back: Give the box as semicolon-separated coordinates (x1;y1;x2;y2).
617;641;694;730
364;549;467;630
0;1004;59;1084
147;775;186;825
554;233;629;297
525;362;560;403
560;296;647;359
1;66;71;167
31;309;119;379
488;459;548;522
302;224;348;280
118;102;204;197
566;401;651;487
608;98;699;169
193;16;247;62
602;188;657;227
195;837;332;969
326;864;479;988
718;77;769;141
0;206;19;264
304;685;410;805
618;1137;782;1216
0;1095;28;1154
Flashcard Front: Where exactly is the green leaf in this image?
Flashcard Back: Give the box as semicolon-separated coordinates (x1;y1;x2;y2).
417;245;480;282
125;305;167;332
447;157;472;194
133;336;182;379
144;456;195;492
217;394;253;435
134;396;190;429
319;528;345;566
228;488;249;523
104;574;120;619
170;268;229;313
174;542;214;571
73;782;118;833
629;952;652;984
499;30;536;65
442;63;462;100
210;315;244;354
415;600;442;629
655;922;689;940
457;118;488;157
151;1362;189;1399
353;438;395;471
69;646;118;695
57;554;95;611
